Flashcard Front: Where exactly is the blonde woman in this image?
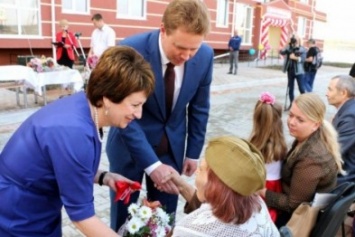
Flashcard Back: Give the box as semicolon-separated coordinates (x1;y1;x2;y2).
55;19;78;68
258;93;344;227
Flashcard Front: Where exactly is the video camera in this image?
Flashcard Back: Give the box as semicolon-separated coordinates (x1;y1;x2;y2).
288;35;300;56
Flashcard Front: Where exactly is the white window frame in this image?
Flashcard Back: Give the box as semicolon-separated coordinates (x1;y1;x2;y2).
117;0;146;20
0;0;42;38
216;0;229;28
297;16;307;38
62;0;90;15
234;3;253;45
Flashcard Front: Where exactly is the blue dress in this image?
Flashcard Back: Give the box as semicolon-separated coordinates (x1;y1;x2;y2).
0;92;102;236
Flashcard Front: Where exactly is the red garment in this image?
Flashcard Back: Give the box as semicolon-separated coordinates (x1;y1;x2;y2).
55;31;78;61
265;180;282;222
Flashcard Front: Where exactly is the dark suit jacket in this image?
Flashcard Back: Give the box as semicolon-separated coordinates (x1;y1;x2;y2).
106;30;213;172
333;98;355;183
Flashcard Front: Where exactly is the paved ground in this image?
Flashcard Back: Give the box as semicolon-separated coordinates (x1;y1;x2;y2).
0;60;349;236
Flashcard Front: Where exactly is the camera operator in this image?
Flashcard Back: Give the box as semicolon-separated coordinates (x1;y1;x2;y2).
304;39;320;92
280;35;306;111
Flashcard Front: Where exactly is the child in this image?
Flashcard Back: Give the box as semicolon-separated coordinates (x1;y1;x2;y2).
249;92;287;222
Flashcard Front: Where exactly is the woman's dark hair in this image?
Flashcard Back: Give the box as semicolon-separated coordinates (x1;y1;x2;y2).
86;46;155;107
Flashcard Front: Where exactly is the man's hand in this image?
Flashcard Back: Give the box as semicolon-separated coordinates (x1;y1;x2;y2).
150;164;179;194
182;159;198;177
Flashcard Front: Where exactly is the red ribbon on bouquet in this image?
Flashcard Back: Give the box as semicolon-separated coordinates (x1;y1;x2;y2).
114;181;142;204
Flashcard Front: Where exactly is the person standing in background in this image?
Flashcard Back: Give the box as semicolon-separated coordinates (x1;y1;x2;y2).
227;30;242;75
88;13;116;59
326;75;355;184
106;0;213;231
55;19;77;69
304;39;320;92
280;35;306;111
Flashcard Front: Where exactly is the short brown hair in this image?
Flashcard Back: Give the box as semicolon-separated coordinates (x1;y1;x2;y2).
86;46;155;107
204;170;261;224
91;13;103;21
162;0;210;36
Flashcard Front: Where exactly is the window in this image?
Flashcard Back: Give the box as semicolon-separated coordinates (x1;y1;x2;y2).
0;0;40;37
297;17;307;38
234;3;253;45
117;0;146;20
62;0;89;14
216;0;228;27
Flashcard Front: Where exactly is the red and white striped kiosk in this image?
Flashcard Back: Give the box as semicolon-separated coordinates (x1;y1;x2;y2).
259;2;292;60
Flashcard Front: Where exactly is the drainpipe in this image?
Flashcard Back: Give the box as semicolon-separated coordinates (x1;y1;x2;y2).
231;0;236;35
310;0;316;38
51;0;56;59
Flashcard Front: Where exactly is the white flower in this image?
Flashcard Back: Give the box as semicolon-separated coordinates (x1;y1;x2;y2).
126;216;145;234
128;203;140;216
138;206;153;221
155;226;167;237
124;199;173;236
155;207;170;225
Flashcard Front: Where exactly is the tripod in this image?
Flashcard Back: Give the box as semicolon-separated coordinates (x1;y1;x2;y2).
65;31;90;91
284;85;289;111
73;32;87;66
73;32;91;90
65;30;85;66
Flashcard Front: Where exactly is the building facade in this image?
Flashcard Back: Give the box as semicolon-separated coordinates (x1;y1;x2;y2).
0;0;327;65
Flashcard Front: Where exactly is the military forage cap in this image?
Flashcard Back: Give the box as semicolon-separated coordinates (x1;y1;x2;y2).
205;136;266;196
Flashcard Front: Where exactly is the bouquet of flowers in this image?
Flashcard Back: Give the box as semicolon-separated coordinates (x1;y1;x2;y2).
27;55;56;72
87;55;99;69
118;199;174;237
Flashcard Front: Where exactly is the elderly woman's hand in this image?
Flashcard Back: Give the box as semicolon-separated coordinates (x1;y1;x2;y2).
158;171;197;203
160;170;184;188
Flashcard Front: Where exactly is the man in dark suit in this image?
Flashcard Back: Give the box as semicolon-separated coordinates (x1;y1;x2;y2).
106;0;213;231
326;75;355;183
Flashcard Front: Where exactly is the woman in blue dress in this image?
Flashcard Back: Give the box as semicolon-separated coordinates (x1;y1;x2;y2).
0;46;155;236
